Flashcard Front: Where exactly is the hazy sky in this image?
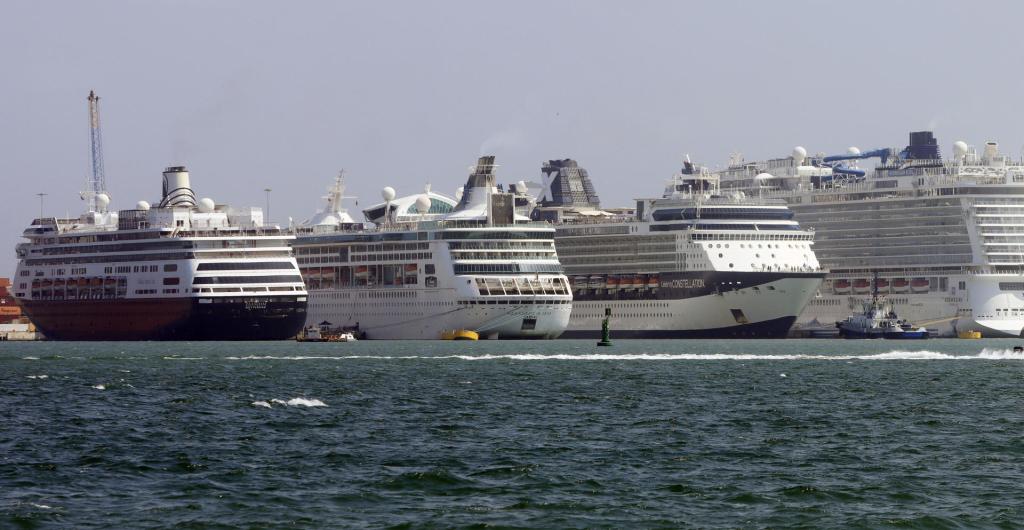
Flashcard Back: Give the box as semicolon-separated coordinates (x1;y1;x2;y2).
3;0;1024;275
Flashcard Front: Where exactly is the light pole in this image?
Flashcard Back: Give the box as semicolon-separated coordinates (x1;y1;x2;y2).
36;192;47;219
263;188;272;225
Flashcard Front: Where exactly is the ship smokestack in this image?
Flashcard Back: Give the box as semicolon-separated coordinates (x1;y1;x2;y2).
160;166;197;207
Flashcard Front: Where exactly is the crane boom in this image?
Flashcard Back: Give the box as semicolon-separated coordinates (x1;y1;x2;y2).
86;90;107;212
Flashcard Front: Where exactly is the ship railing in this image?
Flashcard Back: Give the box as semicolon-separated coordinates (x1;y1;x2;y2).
292;219;553;234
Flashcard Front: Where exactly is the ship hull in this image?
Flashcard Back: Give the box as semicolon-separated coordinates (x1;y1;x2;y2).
19;297;306;341
563;272;824;339
305;289;572;340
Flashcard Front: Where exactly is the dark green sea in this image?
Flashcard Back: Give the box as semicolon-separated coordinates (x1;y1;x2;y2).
4;339;1024;528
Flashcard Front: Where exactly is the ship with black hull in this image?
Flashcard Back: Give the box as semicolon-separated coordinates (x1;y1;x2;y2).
11;166;307;340
532;158;825;338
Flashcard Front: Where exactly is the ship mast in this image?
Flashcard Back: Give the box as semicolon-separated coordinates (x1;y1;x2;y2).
84;90;108;212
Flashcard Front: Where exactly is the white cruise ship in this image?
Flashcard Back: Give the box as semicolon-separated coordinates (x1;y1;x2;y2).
533;158;825;338
12;166;308;340
717;131;1024;338
293;156;573;339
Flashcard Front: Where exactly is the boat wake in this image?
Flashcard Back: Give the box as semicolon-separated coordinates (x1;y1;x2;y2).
227;349;1024;362
252;397;328;408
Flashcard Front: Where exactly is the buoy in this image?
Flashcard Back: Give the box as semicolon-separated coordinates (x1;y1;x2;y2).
597;307;613;346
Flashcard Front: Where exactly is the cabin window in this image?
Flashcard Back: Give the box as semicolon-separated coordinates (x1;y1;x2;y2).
164;264;178;272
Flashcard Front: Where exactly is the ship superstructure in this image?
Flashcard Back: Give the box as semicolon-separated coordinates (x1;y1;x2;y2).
717;131;1024;337
12;166;308;340
292;156;572;339
537;158;825;338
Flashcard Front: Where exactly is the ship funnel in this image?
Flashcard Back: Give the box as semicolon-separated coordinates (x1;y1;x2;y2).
453;155;498;211
984;141;999;161
161;166;197;207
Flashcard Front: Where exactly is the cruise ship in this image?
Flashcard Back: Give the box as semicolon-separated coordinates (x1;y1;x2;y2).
533;158;825;338
717;131;1024;337
292;156;573;339
12;166;308;340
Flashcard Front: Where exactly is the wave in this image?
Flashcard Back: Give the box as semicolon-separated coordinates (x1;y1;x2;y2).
92;384;105;390
254;397;328;408
227;349;1024;362
26;375;48;379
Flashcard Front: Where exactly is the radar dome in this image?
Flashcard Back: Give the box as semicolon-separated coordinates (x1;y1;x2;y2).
96;193;111;210
136;200;151;211
755;172;774;181
198;197;216;213
415;195;432;214
953;140;969;158
847;146;861;156
792;146;807;165
381;186;396;202
516;180;527;193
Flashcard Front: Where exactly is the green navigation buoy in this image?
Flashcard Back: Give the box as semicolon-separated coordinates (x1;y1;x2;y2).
597;307;613;346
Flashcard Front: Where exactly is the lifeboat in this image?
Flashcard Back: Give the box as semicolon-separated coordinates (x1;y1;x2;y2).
404;263;418;273
90;278;103;286
354;265;369;278
957;330;982;339
588;275;605;289
648;275;660;288
832;279;851;294
606;275;620;290
573;276;589;289
852;278;871;294
441;329;479;341
41;279;52;288
632;275;644;289
911;278;930;293
892;278;910;293
874;278;889;292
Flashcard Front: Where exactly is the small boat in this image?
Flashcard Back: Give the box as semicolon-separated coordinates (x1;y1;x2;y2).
572;276;589;289
852;278;871;294
832;279;851;294
441;329;479;341
632;275;644;289
606;275;620;290
837;274;928;339
647;275;660;289
588;275;605;289
892;278;910;293
296;321;358;342
911;278;930;293
874;278;889;292
957;330;982;339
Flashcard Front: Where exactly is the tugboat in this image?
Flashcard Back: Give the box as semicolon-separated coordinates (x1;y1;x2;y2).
837;273;929;339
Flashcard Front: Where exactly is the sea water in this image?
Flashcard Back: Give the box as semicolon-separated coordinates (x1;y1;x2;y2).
3;339;1024;527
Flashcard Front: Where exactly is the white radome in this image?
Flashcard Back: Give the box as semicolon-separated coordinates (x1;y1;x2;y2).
755;172;774;181
96;193;110;210
136;200;151;211
848;146;861;156
381;186;396;202
953;140;969;158
792;146;807;165
415;195;431;214
199;197;216;213
455;186;464;201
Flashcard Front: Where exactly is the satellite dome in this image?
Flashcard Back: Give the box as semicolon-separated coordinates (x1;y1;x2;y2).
415;195;431;214
136;200;150;211
755;172;774;181
96;193;110;210
381;186;396;202
847;146;861;156
516;180;527;193
198;197;216;213
953;140;969;158
792;146;807;164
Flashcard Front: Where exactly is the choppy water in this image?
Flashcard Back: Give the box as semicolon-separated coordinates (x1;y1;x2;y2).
4;339;1024;528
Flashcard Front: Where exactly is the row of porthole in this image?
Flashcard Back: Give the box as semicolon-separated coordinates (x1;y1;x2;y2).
708;243;807;250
